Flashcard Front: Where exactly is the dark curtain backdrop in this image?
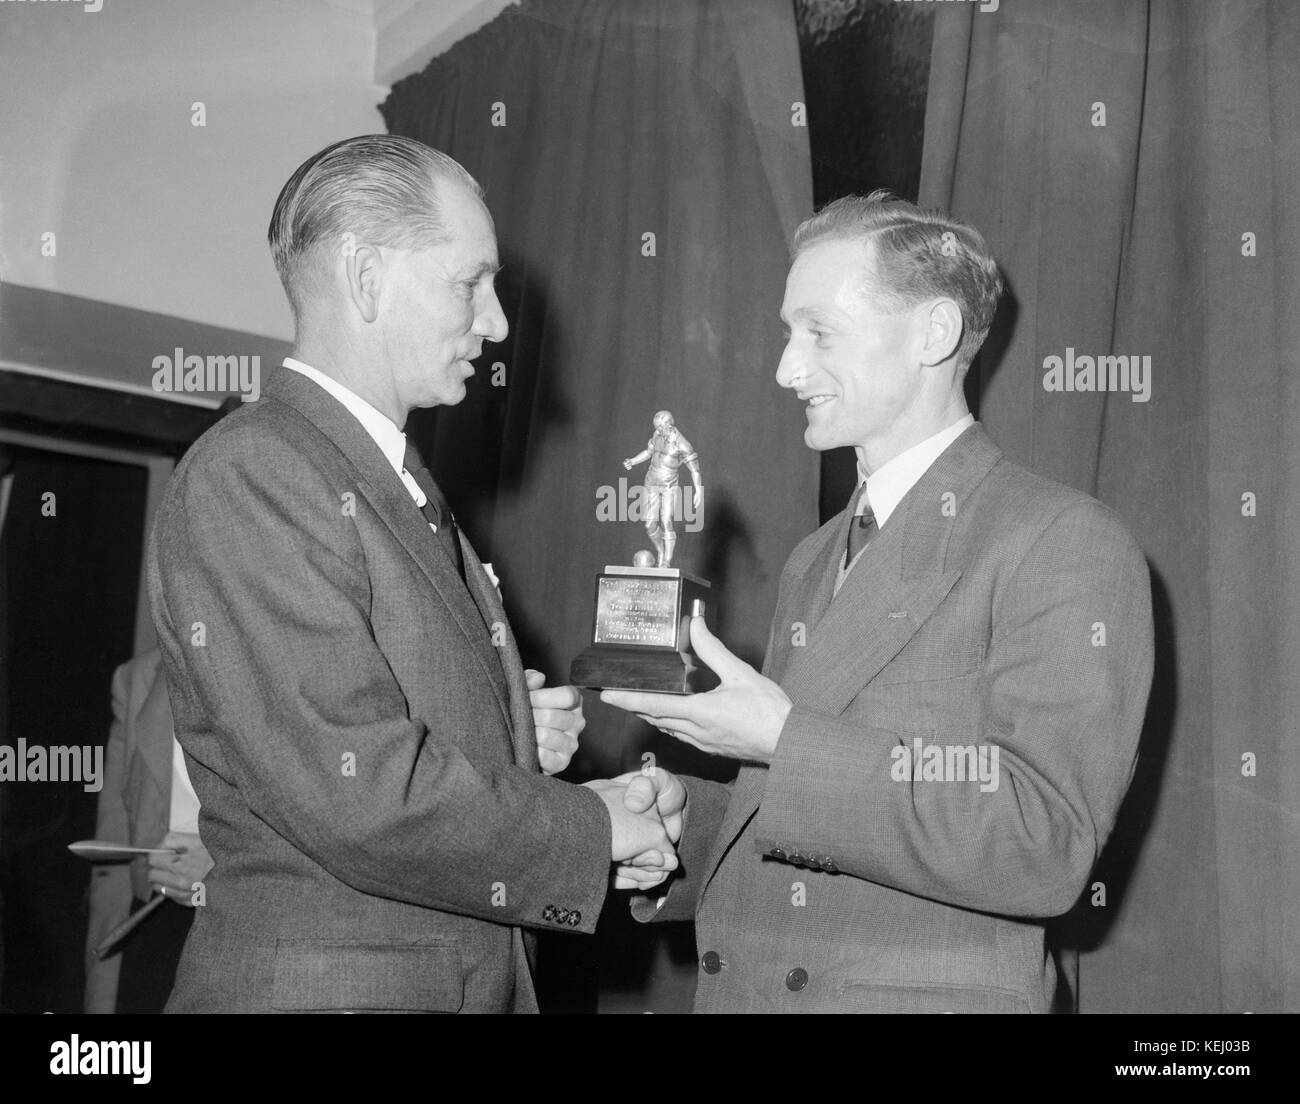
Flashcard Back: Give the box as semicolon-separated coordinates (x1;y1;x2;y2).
921;0;1299;1012
381;0;814;773
381;0;813;1010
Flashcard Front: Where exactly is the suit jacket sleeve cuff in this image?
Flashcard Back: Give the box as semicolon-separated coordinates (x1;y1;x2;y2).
513;779;612;936
753;703;873;855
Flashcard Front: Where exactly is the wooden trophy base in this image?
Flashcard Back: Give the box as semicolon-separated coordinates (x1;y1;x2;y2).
569;566;719;695
570;643;719;694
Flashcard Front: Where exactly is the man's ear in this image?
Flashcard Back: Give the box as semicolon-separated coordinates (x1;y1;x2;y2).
919;298;964;366
344;243;383;324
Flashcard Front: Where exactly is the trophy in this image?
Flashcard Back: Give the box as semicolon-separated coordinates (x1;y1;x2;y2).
570;411;719;694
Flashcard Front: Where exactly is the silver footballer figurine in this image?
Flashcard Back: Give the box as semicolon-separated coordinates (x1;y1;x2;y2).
622;410;703;568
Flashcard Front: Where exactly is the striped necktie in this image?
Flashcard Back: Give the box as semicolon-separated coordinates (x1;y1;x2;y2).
846;482;878;564
402;441;466;581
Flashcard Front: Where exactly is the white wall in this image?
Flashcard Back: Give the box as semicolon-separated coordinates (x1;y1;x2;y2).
0;0;386;340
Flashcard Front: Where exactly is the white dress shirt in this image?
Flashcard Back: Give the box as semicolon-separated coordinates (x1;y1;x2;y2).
836;414;976;591
169;735;202;835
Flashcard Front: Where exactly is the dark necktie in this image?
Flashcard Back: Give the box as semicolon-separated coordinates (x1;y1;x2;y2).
402;441;466;581
846;483;878;564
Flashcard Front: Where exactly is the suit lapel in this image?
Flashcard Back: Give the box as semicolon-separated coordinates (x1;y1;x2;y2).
701;425;1004;897
761;519;844;684
780;527;963;716
458;534;538;772
264;369;515;733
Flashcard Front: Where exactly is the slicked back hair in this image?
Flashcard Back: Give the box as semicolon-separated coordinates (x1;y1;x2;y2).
268;134;484;319
791;191;1004;369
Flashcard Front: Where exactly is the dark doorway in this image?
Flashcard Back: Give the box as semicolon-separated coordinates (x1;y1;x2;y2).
0;446;147;1012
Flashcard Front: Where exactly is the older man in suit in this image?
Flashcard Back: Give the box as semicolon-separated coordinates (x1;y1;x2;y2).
605;192;1154;1013
148;135;673;1013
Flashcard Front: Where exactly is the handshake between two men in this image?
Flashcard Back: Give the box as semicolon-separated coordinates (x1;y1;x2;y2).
530;666;682;884
527;664;678;885
541;613;787;891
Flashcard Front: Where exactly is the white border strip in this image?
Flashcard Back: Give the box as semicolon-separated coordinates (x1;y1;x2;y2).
0;359;225;410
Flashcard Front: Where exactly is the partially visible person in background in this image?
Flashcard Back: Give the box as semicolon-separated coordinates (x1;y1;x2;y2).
84;648;212;1013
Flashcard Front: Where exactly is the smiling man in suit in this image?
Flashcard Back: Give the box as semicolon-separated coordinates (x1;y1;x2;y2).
604;191;1154;1013
148;135;674;1014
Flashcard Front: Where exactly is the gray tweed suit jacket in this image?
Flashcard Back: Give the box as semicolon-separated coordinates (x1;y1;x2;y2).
147;367;611;1013
640;423;1154;1013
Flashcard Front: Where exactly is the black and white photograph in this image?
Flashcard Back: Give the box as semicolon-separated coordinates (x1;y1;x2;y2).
0;0;1293;1077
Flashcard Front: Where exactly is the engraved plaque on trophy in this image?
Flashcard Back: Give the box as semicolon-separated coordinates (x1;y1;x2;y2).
569;410;718;694
570;566;718;694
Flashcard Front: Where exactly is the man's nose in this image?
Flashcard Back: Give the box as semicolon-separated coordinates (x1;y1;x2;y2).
775;342;805;390
474;288;509;344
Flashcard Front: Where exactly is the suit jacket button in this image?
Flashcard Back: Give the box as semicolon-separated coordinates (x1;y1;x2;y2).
566;910;581;926
823;858;838;873
701;951;723;975
555;907;570;924
543;905;556;922
769;847;786;861
785;967;809;992
789;851;806;867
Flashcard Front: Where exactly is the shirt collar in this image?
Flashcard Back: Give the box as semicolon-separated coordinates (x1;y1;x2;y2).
281;357;407;476
856;414;975;529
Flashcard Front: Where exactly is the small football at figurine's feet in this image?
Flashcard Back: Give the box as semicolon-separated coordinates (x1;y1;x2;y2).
632;549;656;568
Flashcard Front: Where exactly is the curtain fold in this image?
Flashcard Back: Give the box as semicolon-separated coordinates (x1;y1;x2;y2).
920;0;1299;1012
